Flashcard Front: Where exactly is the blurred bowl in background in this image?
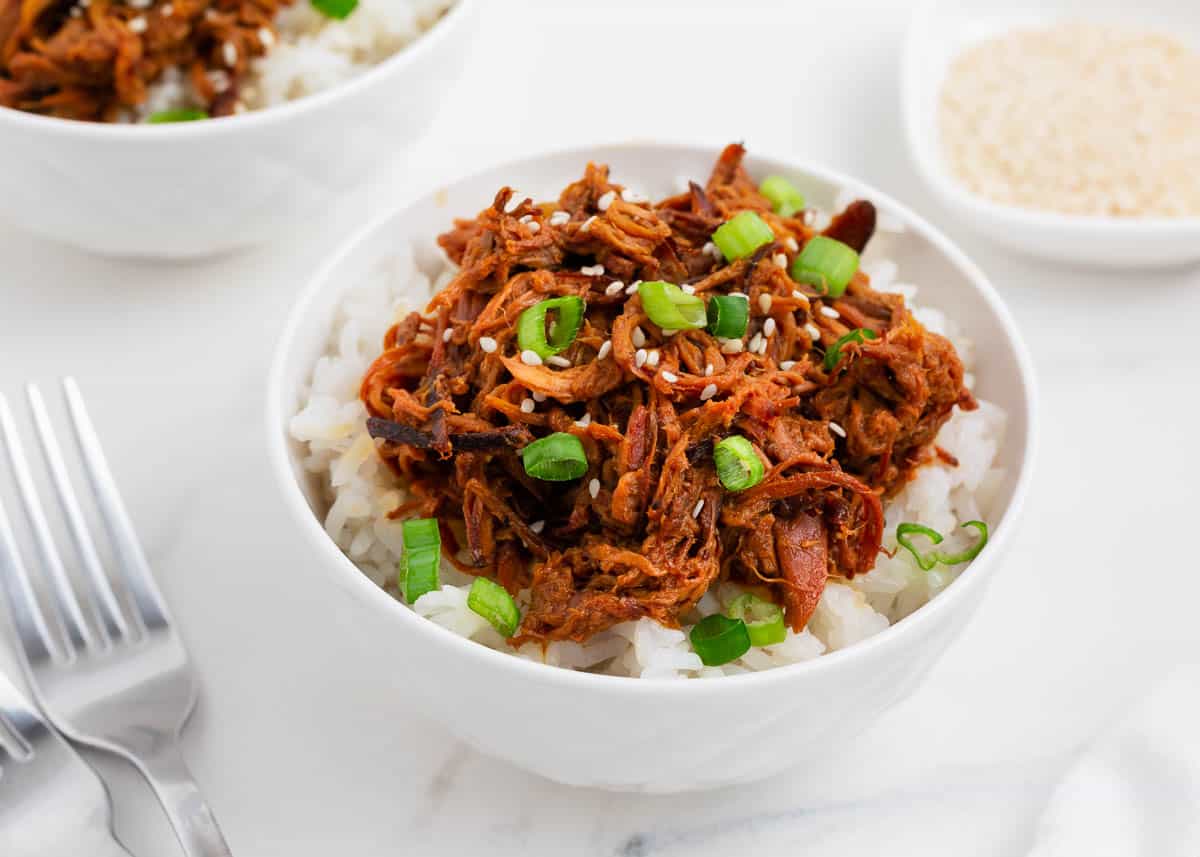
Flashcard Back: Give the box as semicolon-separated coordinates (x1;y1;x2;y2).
902;0;1200;268
0;0;477;260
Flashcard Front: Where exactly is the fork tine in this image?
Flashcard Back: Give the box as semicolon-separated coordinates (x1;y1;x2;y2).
62;379;169;633
0;393;87;661
27;385;129;646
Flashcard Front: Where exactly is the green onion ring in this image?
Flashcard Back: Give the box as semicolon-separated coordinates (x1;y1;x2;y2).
521;432;588;482
467;577;522;637
759;176;806;218
706;294;750;338
398;518;441;603
689;614;752;666
790;235;859;298
713;435;765;492
935;521;989;565
637;281;707;331
310;0;358;19
896;520;989;570
711;211;775;261
517;296;586;359
147;108;209;123
725;593;787;647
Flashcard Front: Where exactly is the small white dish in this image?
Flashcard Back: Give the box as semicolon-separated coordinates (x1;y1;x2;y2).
266;142;1037;792
0;0;477;259
902;0;1200;267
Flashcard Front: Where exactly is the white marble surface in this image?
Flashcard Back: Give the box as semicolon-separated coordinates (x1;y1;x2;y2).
1;1;1198;854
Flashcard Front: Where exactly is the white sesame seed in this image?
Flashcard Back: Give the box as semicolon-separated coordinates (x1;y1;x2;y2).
503;192;523;214
129;0;150;7
784;237;799;253
631;326;646;348
621;188;648;203
680;284;696;295
758;293;773;314
635;348;647;368
479;336;498;353
792;289;808;301
702;241;722;259
805;323;822;340
692;499;705;518
803;210;817;226
625;281;639;296
581;264;605;277
645;349;660;368
576;413;592;428
597;340;612;360
589;478;601;499
773;253;788;269
533;391;547;402
527;221;541;233
748;332;764;354
127;15;147;32
660;328;678;337
597;190;616;211
520;349;543;366
820;306;840;319
605;281;625;296
704;363;714;377
720;339;744;354
780;360;796;371
520;397;535;413
763;318;777;337
660;370;678;383
548;210;570;226
442;328;453;343
829;421;847;438
546;355;572;368
160;2;172;14
581;215;596;233
700;383;718;401
258;26;275;47
69;5;80;15
530;519;545;534
518;213;533;223
222;41;237;67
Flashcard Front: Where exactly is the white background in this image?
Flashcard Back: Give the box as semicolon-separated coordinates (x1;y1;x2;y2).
2;1;1199;854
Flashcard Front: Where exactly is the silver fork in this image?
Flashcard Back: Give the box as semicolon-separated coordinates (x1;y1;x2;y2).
0;379;232;857
0;671;132;857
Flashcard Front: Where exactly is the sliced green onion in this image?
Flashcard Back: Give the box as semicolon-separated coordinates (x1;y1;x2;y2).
146;108;208;124
398;518;441;603
521;432;588;481
637;281;706;331
467;577;521;637
711;211;775;261
790;236;859;298
759;175;806;218
706;294;749;338
896;520;989;570
713;435;764;492
935;520;989;565
725;593;786;647
517;296;585;359
822;327;878;372
690;614;752;666
310;0;357;18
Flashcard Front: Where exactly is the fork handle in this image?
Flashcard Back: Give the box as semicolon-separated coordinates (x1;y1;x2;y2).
134;744;233;857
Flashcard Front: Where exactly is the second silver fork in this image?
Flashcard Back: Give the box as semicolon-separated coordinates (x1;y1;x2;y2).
0;379;232;857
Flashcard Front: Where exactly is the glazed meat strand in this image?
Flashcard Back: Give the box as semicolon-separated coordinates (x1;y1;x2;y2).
361;143;975;644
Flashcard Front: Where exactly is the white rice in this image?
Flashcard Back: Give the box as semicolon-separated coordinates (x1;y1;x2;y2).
290;225;1007;680
135;0;455;120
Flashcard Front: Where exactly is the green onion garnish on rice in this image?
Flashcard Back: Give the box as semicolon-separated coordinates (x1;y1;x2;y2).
517;296;585;359
310;0;358;19
467;577;521;637
711;211;775;261
823;327;878;372
690;614;752;666
521;432;588;482
706;294;749;338
790;235;859;298
896;520;989;571
725;593;786;647
146;108;208;123
759;175;806;218
398;518;441;603
713;435;764;492
637;281;707;331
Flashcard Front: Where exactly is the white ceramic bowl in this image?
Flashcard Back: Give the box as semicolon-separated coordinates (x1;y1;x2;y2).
902;0;1200;267
0;1;477;259
266;142;1038;793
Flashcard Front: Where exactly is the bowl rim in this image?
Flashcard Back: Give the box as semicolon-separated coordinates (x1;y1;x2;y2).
901;0;1200;235
0;0;474;140
265;139;1039;695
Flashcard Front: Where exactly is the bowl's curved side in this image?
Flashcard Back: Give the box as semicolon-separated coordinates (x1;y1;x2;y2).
0;0;478;258
265;142;1038;790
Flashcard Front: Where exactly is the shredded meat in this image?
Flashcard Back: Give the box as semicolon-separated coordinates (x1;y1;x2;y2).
0;0;288;120
361;143;974;645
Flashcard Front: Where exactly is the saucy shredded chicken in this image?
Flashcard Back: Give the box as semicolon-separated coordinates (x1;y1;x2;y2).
361;144;975;645
0;0;288;120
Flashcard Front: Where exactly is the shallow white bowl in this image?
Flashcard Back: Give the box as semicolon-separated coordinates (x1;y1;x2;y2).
266;142;1038;792
0;0;477;259
902;0;1200;267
